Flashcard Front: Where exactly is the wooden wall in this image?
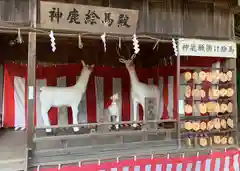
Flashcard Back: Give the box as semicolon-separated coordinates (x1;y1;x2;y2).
0;0;29;22
0;0;234;39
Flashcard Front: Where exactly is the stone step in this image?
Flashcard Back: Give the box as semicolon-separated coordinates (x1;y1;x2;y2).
0;158;25;171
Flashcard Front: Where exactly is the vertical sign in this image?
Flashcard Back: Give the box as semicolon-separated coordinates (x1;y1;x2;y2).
144;97;157;129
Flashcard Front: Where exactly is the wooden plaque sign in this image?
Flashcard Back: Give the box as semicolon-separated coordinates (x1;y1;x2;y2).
178;38;237;58
39;1;139;35
144;97;157;129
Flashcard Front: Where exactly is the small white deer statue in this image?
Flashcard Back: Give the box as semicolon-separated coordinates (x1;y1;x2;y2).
108;93;120;129
119;54;161;127
39;60;94;133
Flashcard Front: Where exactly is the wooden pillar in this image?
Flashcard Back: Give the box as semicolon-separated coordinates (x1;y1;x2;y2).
26;32;36;149
25;0;37;170
222;58;239;146
176;40;181;149
0;64;3;128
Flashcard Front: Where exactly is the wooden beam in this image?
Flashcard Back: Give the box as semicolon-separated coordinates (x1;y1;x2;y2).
231;6;240;14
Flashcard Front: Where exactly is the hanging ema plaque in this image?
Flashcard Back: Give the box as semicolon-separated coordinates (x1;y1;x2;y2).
39;1;139;35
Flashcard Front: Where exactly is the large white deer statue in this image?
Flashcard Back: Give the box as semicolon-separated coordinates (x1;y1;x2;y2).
39;61;94;133
119;54;161;127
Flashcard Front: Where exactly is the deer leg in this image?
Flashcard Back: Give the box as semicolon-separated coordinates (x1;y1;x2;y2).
156;97;160;121
115;109;120;130
132;99;138;128
142;104;146;121
71;105;79;132
41;104;51;133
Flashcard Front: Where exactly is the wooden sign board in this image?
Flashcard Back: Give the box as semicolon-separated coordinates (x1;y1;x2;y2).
178;38;237;58
144;97;157;129
39;1;139;35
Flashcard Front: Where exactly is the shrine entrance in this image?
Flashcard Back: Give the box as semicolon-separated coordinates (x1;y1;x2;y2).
0;28;180;169
0;0;238;170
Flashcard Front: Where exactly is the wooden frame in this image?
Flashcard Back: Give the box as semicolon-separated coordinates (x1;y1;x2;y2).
179;42;238;150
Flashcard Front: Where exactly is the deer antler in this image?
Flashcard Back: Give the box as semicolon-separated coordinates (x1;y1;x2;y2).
119;58;127;63
116;45;125;59
116;45;127;63
130;54;137;60
81;60;86;66
116;44;137;64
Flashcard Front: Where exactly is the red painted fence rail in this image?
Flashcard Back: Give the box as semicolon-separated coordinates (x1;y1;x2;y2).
33;150;240;171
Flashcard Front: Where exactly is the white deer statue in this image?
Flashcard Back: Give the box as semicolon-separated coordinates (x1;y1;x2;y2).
119;54;161;127
39;60;94;133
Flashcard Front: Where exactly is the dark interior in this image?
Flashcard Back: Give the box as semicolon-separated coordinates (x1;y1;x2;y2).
0;33;175;68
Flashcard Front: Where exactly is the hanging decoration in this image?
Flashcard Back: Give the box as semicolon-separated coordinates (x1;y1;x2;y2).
172;38;178;56
169;56;173;66
118;37;121;49
101;32;106;52
153;40;160;50
9;28;23;46
16;28;23;44
163;57;167;66
78;34;83;49
132;34;140;54
49;30;56;52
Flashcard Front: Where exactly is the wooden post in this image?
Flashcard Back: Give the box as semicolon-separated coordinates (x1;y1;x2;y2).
25;0;37;170
0;65;3;127
176;39;181;149
26;32;36;148
222;58;239;146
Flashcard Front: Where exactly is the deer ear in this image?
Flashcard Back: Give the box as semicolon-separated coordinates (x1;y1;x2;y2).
90;64;94;68
81;60;85;67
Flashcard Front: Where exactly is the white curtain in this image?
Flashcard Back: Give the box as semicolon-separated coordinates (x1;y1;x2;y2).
36;79;47;127
76;76;88;123
14;77;25;130
95;76;104;122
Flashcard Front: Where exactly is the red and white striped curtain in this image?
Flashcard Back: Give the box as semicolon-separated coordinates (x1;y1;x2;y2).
2;63;178;129
32;150;240;171
2;57;222;129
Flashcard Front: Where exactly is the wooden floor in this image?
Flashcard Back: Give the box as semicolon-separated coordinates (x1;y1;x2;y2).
0;129;25;171
0;128;238;171
0;128;179;170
